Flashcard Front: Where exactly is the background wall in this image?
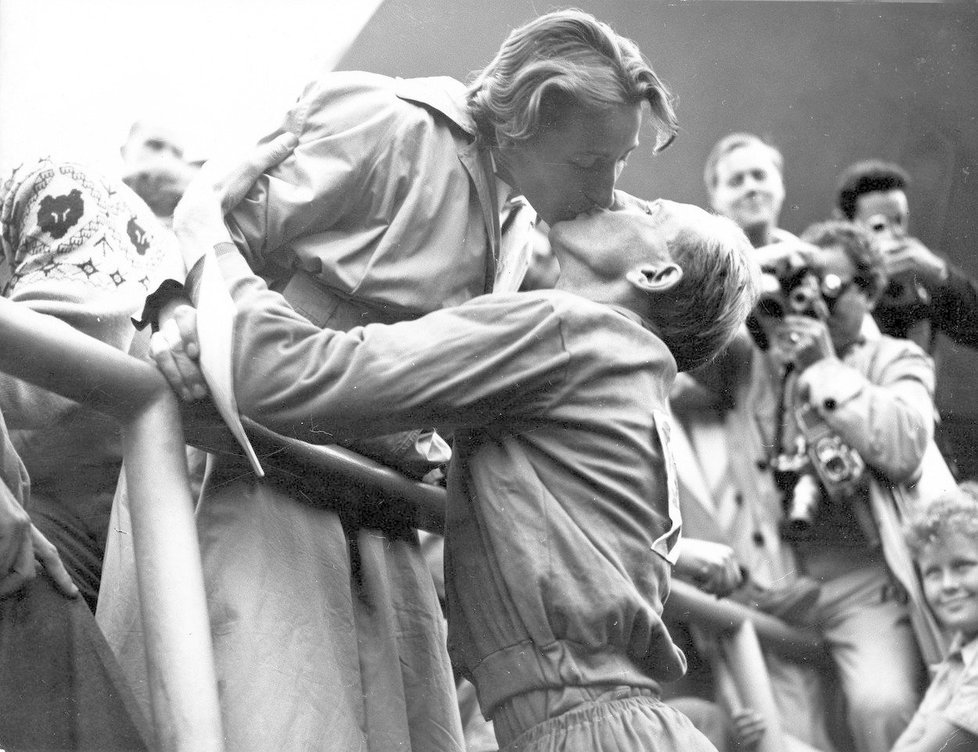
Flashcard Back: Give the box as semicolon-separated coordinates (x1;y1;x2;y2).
0;0;383;174
341;0;978;473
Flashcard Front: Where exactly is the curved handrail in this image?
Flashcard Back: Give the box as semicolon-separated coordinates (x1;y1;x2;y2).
244;416;827;664
0;298;223;752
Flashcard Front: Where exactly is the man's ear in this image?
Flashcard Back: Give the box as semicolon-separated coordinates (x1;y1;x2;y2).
626;263;683;294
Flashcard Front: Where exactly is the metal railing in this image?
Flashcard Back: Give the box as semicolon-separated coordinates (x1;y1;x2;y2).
0;297;826;751
0;297;223;752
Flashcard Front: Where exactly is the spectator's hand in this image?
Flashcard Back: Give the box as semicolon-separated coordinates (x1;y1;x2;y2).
150;301;207;402
0;483;78;599
676;538;745;596
879;236;948;291
173;131;299;267
730;709;767;751
771;314;835;372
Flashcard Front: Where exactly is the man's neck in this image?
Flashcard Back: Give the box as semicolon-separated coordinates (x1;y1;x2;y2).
745;223;774;249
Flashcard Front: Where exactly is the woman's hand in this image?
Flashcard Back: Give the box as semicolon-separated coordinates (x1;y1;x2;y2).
0;482;77;599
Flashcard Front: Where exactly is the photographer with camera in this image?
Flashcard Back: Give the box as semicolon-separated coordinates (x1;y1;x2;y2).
743;219;935;752
836;160;978;354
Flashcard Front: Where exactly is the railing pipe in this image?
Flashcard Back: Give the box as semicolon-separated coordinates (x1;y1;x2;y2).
719;621;788;752
665;579;827;665
0;297;224;752
246;414;828;665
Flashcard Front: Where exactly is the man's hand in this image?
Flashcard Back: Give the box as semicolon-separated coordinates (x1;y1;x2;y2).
730;709;767;751
150;301;206;402
879;236;948;291
172;131;299;267
0;483;78;599
675;538;745;597
770;315;836;372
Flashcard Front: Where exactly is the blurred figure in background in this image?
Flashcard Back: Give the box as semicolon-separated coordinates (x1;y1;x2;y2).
0;151;182;750
835;160;978;354
0;155;181;611
835;159;978;481
668;132;836;751
120;120;201;225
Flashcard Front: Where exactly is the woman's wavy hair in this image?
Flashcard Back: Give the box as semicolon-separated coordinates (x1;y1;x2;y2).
904;482;978;558
648;214;760;372
467;9;677;152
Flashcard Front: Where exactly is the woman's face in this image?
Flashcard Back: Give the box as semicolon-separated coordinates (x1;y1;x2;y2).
497;102;642;226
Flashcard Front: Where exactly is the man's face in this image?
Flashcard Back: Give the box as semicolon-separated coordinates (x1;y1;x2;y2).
919;532;978;640
549;198;704;274
709;143;785;234
499;102;642;226
121;125;198;218
852;189;909;244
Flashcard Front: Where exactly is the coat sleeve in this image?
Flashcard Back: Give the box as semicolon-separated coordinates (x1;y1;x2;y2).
929;262;978;349
799;340;935;483
209;248;570;443
224;72;442;273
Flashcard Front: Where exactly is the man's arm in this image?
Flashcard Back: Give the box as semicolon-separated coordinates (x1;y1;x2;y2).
929;262;978;349
797;339;935;483
171;135;570;442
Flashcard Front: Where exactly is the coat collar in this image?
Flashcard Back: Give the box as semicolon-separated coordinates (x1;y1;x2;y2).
396;76;501;293
394;76;478;136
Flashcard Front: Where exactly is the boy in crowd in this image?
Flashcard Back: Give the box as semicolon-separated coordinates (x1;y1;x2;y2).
161;134;760;751
895;485;978;751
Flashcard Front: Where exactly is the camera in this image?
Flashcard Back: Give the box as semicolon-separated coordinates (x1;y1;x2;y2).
771;403;866;542
756;263;827;321
748;260;845;350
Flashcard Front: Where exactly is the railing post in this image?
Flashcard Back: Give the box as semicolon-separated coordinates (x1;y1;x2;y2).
719;621;788;752
0;298;224;751
124;393;224;752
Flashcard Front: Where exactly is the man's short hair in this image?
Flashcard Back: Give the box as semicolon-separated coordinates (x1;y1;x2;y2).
467;9;677;152
649;214;759;372
703;132;783;194
836;160;911;220
904;483;978;558
800;220;888;303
